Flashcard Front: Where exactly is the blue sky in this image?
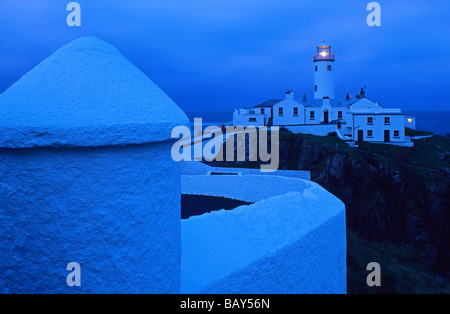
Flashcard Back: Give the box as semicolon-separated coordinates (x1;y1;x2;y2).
0;0;449;112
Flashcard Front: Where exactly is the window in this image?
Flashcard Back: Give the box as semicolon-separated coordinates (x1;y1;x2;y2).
278;107;283;116
261;108;265;114
249;118;257;122
367;117;373;125
338;111;343;119
394;130;400;138
367;130;373;138
408;118;412;123
384;117;390;125
293;107;298;116
315;66;318;71
310;111;315;119
327;65;332;71
314;85;318;92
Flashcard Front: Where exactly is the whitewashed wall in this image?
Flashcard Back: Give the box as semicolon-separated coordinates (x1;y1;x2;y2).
181;175;346;294
233;109;267;127
353;114;405;142
284;123;338;136
272;99;305;126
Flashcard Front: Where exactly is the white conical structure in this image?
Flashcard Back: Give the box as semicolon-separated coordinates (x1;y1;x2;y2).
0;37;187;293
0;36;188;148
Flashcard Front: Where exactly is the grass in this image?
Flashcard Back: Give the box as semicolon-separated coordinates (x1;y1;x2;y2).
347;230;450;294
280;131;352;154
406;127;434;137
280;131;450;294
356;134;449;171
207;129;450;293
283;129;447;173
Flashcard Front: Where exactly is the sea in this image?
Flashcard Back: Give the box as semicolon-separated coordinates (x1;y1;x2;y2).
404;111;450;135
185;110;450;135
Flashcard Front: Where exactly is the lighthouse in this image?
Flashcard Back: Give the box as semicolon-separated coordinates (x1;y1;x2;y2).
313;44;335;99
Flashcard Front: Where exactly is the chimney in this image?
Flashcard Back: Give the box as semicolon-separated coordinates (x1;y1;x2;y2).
360;87;365;98
286;89;294;100
303;93;307;102
346;92;350;100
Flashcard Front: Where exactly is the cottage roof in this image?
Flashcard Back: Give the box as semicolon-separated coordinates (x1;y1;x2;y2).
251;97;364;110
254;99;283;108
301;98;355;108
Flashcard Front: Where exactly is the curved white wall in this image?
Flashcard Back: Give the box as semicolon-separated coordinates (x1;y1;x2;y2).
0;142;182;293
181;175;346;294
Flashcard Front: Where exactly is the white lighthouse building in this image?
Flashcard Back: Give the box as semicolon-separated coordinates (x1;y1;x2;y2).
232;44;414;147
314;44;336;100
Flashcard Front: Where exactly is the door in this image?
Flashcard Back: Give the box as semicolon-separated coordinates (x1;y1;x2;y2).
324;110;329;124
358;130;364;142
384;130;390;142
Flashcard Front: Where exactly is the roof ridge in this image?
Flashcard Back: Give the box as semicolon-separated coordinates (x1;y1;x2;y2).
254;99;283;108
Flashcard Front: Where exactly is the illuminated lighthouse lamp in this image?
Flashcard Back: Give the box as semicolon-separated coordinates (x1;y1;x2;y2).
314;45;335;61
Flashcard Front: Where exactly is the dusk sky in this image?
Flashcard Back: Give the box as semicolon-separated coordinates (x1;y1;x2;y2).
1;0;449;113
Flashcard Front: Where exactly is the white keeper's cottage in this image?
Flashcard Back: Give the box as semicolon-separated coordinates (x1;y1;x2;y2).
233;44;415;147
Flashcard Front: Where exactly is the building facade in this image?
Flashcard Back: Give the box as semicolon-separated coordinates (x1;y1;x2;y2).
232;45;414;146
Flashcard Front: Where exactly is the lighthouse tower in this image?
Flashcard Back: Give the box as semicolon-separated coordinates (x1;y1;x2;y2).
313;44;335;99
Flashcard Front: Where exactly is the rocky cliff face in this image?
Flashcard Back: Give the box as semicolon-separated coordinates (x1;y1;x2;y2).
210;131;449;291
277;134;449;277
